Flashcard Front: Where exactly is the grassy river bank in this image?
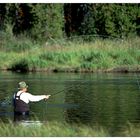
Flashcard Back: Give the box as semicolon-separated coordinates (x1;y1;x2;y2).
0;37;140;73
0;121;140;137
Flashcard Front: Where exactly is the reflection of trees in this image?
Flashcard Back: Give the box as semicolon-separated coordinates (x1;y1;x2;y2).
1;72;140;135
64;81;95;125
132;75;140;124
64;74;140;135
135;92;140;123
64;78;120;127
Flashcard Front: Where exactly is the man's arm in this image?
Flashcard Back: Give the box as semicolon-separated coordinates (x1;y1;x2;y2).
27;93;51;102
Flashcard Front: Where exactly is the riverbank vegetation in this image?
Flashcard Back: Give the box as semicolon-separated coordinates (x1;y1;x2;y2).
0;121;140;136
0;34;140;72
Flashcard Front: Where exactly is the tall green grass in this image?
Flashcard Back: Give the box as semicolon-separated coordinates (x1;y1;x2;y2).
0;121;109;137
0;120;140;136
0;33;140;72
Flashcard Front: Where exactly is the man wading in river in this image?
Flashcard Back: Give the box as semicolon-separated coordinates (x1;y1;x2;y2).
13;81;51;121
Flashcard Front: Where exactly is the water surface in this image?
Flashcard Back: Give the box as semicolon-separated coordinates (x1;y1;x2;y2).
0;71;140;136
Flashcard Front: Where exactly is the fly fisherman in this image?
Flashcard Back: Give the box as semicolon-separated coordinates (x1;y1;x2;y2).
13;81;51;121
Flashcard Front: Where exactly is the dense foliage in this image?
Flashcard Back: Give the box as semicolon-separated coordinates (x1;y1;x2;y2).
64;4;140;38
0;3;64;41
0;3;140;42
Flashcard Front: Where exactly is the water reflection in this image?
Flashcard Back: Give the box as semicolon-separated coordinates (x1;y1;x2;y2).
0;72;140;135
64;75;140;135
65;81;95;124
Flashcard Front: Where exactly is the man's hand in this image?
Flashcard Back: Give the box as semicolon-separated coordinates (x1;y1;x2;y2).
44;95;51;100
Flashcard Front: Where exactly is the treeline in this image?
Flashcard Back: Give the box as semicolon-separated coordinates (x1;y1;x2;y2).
0;3;140;42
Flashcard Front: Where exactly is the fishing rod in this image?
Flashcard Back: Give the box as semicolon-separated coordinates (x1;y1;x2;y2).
51;80;88;96
52;85;76;96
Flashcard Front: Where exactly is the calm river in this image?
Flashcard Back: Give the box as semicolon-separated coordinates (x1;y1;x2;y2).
0;71;140;135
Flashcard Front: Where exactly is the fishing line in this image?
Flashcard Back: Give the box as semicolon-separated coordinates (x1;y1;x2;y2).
45;80;89;97
52;85;76;96
43;81;86;116
52;81;87;96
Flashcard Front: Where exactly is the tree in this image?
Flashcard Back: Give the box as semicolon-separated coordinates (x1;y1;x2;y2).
0;3;64;42
64;3;140;39
29;4;64;41
0;3;140;42
0;4;6;30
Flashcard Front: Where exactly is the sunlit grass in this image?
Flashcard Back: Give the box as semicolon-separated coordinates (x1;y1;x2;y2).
0;121;109;137
0;36;140;72
119;122;140;137
0;120;140;136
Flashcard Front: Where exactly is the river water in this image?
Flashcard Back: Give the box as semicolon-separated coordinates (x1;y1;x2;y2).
0;71;140;135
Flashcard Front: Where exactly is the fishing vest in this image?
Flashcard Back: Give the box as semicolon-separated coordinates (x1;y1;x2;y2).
14;92;29;112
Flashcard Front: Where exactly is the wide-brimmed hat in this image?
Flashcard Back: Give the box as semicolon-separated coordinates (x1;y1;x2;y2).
18;81;28;89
